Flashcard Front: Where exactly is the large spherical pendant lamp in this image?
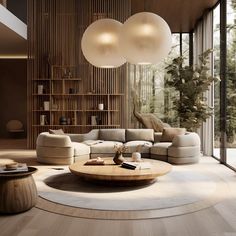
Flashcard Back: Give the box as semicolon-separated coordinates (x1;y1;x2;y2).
119;12;172;65
81;19;126;68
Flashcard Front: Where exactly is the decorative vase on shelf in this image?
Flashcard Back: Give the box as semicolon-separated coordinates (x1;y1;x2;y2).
91;116;97;125
96;116;101;125
40;115;46;125
131;152;142;162
98;103;104;110
43;101;50;111
59;116;67;125
113;152;126;165
38;85;43;94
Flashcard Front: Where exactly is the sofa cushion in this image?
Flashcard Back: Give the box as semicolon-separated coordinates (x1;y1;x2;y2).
168;156;199;165
49;129;65;135
68;130;99;142
151;142;172;156
37;156;73;165
139;115;164;132
36;146;74;158
124;141;152;154
172;133;200;147
72;142;90;156
90;141;123;154
82;140;104;146
36;132;72;147
168;146;201;157
126;129;154;142
154;132;162;142
99;129;125;142
161;128;186;142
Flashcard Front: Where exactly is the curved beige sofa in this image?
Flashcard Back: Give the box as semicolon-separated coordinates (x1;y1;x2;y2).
36;129;201;165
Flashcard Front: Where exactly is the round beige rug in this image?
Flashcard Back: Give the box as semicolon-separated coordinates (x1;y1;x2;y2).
35;164;228;219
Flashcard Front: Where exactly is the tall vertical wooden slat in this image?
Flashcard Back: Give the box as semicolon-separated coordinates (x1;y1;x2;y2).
28;0;131;148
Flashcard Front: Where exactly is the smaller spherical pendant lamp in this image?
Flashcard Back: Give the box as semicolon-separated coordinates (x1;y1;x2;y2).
81;19;126;68
119;12;172;65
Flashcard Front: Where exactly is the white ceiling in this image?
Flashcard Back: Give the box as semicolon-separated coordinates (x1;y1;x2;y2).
0;4;27;58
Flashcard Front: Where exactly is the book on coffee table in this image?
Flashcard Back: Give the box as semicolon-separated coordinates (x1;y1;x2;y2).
121;162;152;170
121;162;137;169
138;162;152;170
0;163;28;174
84;157;105;165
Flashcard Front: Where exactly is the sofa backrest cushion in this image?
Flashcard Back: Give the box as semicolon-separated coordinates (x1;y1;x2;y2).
68;129;99;142
126;129;154;142
161;128;186;142
172;132;200;147
99;129;126;142
49;129;65;135
154;132;162;142
37;132;72;147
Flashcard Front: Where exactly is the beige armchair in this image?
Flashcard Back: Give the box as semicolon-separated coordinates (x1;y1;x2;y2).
36;132;90;165
168;133;201;164
151;132;201;164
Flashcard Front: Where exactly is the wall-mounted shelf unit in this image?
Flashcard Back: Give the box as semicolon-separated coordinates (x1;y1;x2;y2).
31;64;124;143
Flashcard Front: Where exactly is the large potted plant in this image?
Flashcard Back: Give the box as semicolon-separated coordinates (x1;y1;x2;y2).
165;49;220;131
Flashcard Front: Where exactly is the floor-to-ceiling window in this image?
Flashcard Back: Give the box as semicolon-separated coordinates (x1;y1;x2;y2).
226;0;236;169
213;4;221;159
212;0;236;171
128;33;190;128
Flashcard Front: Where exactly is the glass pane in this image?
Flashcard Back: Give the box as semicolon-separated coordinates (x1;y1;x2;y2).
226;0;236;168
213;4;221;159
182;33;190;65
128;34;186;128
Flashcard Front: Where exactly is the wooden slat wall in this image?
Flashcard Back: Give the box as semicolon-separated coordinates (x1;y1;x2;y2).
27;0;131;148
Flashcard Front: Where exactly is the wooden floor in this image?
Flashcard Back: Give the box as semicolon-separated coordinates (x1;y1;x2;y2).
0;139;236;236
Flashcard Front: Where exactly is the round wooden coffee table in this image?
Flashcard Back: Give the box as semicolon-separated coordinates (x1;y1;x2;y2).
69;159;172;185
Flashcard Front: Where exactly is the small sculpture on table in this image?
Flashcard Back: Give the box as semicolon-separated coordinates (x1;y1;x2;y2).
113;144;127;165
131;151;141;162
131;143;150;162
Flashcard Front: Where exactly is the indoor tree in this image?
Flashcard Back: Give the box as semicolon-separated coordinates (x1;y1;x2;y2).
165;49;220;132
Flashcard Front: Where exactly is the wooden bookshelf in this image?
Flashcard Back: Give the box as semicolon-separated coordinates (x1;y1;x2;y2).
32;64;124;128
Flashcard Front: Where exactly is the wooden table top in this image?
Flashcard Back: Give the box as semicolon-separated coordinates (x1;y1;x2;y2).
0;167;37;178
69;159;172;182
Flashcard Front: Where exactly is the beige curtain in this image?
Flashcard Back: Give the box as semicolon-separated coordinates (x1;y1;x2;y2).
194;11;213;156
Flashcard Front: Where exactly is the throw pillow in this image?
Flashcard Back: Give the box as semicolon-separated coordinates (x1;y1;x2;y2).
49;129;65;135
161;128;186;142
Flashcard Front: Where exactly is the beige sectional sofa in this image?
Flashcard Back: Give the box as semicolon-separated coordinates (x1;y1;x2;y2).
36;128;201;165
